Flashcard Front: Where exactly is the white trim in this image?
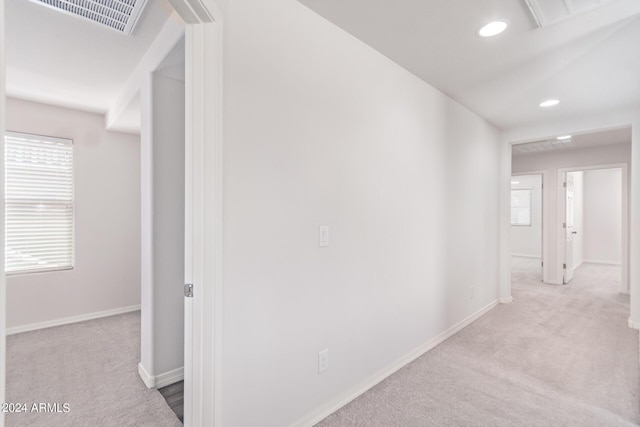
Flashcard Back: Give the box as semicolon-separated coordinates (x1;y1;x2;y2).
511;253;542;258
628;317;640;330
174;1;223;426
498;137;512;303
292;300;500;427
106;12;185;133
156;367;185;389
582;259;622;266
500;296;514;304
630;119;640;327
138;362;155;388
138;364;185;389
5;305;141;335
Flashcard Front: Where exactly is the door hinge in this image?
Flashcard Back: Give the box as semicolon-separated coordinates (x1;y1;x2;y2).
541;261;543;267
184;283;193;298
563;263;567;269
563;182;567;188
563;222;566;228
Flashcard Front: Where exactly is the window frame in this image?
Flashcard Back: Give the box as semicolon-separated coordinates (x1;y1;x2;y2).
4;131;75;275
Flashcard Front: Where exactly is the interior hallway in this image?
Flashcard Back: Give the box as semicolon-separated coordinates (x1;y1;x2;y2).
316;260;639;426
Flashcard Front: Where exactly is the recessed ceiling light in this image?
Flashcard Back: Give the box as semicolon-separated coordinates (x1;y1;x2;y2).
556;135;572;140
539;99;560;107
478;21;508;37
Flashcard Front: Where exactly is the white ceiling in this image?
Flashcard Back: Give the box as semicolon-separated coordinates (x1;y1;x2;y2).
6;0;174;115
298;0;640;131
7;0;640;138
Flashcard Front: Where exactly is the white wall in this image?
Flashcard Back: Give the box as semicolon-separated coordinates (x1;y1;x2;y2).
510;175;542;258
139;71;185;384
5;98;141;329
583;168;622;264
220;0;501;425
512;142;630;284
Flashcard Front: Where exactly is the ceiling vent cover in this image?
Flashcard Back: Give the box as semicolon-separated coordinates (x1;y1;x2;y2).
513;139;576;155
30;0;148;35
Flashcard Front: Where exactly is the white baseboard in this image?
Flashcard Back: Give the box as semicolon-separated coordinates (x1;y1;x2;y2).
6;305;141;335
155;367;184;388
292;299;499;427
138;363;184;389
138;363;155;388
500;296;513;304
628;317;640;330
583;259;621;266
511;253;541;259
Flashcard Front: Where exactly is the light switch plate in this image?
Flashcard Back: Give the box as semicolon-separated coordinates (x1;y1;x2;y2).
318;349;329;373
319;226;329;247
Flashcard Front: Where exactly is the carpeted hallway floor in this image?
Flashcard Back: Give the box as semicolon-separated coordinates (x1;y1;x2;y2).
317;259;639;426
6;260;637;426
5;311;181;427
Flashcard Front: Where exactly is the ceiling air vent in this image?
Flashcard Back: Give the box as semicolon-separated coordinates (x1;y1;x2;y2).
524;0;614;28
513;139;576;155
29;0;148;35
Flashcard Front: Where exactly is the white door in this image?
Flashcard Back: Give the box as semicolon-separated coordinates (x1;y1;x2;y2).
564;173;576;284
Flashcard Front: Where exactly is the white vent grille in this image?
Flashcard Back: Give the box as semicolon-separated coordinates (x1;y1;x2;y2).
30;0;148;35
513;139;576;155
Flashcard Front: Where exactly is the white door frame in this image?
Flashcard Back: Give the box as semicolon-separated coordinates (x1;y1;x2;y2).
0;0;223;426
562;172;576;284
168;0;223;426
557;164;629;294
0;1;6;425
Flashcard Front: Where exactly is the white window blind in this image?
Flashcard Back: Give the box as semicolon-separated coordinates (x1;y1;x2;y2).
511;189;532;226
5;132;74;274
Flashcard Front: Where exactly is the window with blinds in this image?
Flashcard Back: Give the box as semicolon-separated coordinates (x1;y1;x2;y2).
5;132;74;274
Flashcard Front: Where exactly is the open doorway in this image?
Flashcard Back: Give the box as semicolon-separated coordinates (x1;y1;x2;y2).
510;174;543;284
1;1;199;425
1;1;221;427
561;167;625;291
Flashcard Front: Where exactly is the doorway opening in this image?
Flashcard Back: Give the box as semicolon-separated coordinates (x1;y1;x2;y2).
560;167;626;292
2;0;222;426
510;173;544;285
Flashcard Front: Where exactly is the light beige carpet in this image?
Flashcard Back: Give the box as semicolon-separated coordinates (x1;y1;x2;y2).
5;311;181;427
317;260;639;426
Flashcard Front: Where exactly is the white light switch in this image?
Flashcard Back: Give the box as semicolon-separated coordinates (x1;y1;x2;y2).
319;226;329;247
318;349;329;373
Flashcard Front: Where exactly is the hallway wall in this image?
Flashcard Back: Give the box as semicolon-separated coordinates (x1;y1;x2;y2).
220;0;501;425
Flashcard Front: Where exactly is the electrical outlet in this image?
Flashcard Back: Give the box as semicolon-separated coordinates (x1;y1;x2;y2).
318;349;329;373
